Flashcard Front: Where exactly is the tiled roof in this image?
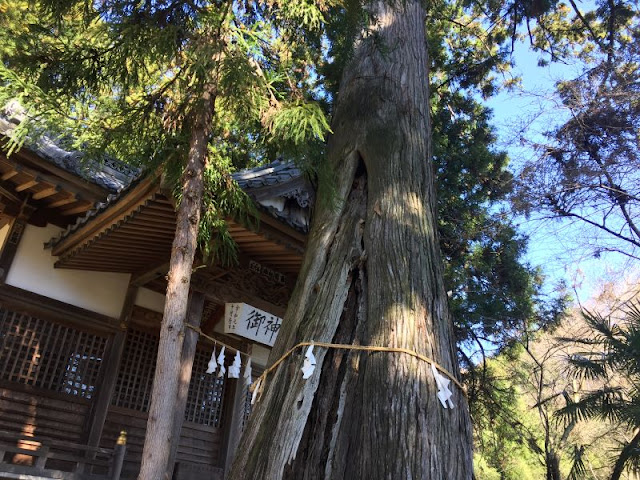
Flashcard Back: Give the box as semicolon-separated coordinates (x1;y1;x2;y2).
0;115;136;193
233;161;303;189
233;161;313;232
46;160;313;250
1;105;313;246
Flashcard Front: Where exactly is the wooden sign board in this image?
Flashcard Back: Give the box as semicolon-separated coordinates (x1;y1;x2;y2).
224;303;282;347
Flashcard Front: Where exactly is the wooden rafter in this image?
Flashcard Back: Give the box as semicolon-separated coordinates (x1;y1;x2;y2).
1;169;19;181
15;149;105;200
48;195;79;208
51;175;160;257
0;183;21;204
32;186;60;200
0;155;105;203
14;178;39;192
60;202;94;216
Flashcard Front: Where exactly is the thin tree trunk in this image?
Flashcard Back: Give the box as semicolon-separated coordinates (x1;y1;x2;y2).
546;451;561;480
611;429;640;480
138;92;214;480
227;1;473;478
165;291;205;479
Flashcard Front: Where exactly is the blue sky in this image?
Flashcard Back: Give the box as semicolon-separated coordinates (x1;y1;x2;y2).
483;41;638;304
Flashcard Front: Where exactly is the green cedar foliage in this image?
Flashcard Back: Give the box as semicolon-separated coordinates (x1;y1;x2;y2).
0;0;564;345
432;91;551;351
0;0;331;263
424;0;570;355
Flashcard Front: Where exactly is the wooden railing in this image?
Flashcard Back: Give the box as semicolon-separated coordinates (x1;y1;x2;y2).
0;429;126;480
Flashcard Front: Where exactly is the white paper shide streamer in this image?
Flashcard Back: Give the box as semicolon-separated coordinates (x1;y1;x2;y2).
217;346;226;378
228;351;241;378
244;358;252;386
251;378;262;405
206;347;217;375
301;345;316;379
431;364;454;409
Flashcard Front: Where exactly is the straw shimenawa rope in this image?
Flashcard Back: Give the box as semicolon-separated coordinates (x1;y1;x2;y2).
186;324;252;357
186;324;467;403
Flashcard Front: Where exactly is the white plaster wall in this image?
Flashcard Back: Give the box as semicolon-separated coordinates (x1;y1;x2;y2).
0;224;9;250
135;287;165;313
5;224;131;318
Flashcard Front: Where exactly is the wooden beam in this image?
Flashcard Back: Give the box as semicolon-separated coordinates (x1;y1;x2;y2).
201;302;225;334
0;179;23;205
32;186;60;200
229;216;306;255
122;218;175;230
0;284;119;334
55;262;148;273
14;178;39;192
0;214;11;229
71;242;168;255
0;199;21;218
191;271;286;318
58;260;158;273
0;155;105;202
116;224;176;235
131;261;170;287
85;284;138;448
165;291;205;479
130;213;176;226
106;229;174;242
95;231;173;247
258;213;307;244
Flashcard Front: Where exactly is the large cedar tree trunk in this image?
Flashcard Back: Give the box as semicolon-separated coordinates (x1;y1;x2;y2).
138;94;214;480
227;1;473;478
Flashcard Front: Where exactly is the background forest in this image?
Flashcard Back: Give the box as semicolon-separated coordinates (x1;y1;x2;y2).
0;0;639;478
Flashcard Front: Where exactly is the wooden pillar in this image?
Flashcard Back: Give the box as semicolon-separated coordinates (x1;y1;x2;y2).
110;431;127;480
0;217;27;284
85;284;138;447
221;344;252;475
165;290;205;480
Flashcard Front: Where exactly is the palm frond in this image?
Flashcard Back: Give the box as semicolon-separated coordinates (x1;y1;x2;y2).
567;352;608;380
556;386;625;423
567;445;587;480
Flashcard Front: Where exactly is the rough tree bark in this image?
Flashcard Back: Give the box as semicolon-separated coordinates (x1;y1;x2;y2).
138;92;214;480
227;1;473;479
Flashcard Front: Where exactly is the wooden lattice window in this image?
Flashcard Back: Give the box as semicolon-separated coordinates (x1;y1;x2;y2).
185;347;227;428
112;327;227;428
112;328;158;412
0;306;107;399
